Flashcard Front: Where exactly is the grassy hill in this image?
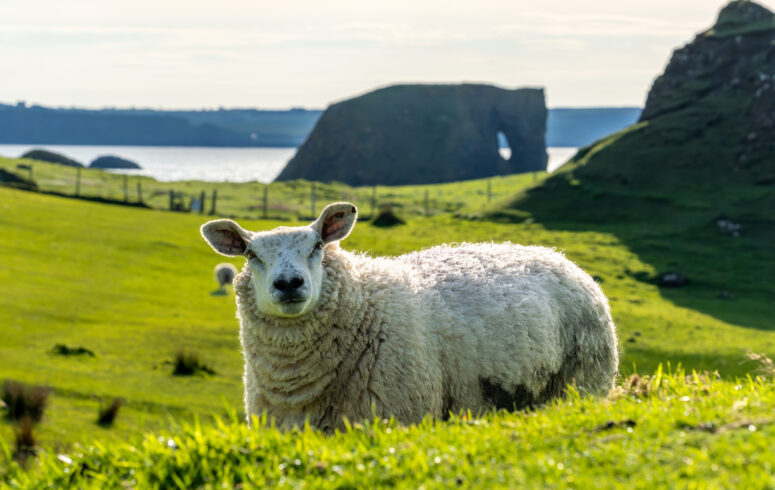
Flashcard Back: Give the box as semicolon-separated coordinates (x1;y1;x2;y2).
2;118;775;484
0;155;542;220
1;174;774;455
491;124;775;330
491;0;775;338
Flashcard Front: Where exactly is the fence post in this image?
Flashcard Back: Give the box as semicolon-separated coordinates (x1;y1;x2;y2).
75;167;81;197
310;183;315;219
137;182;143;203
169;189;174;211
262;185;268;219
371;186;377;217
199;191;206;214
28;165;33;181
210;189;217;215
424;189;429;217
487;180;492;203
123;174;128;202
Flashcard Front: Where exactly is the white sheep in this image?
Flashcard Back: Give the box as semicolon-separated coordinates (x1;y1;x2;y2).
214;263;238;292
201;202;618;431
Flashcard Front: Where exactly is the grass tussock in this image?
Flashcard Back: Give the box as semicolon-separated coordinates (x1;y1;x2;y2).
746;351;775;377
623;373;654;398
171;350;216;376
97;398;125;427
371;205;405;227
2;380;51;423
12;417;37;465
51;344;95;357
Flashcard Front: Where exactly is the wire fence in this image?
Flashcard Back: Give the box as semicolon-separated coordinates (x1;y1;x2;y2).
2;161;539;221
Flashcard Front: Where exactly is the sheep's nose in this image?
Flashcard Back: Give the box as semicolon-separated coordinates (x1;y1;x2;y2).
273;276;304;292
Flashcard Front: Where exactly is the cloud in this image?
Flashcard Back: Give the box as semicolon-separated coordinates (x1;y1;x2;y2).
0;24;308;47
1;0;763;107
0;8;702;54
496;12;701;39
517;38;587;51
329;23;479;45
0;22;503;49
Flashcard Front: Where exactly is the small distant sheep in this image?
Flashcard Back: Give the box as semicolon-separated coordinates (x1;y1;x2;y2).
214;263;238;292
201;202;618;431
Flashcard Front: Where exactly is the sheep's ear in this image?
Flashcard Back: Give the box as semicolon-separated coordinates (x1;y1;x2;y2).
311;202;358;244
201;219;252;256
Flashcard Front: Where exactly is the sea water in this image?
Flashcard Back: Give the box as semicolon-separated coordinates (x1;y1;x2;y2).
0;144;576;183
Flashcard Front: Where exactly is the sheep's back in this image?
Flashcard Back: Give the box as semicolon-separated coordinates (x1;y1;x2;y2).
393;242;616;407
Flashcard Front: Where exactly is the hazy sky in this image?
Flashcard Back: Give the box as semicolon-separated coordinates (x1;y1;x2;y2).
1;1;770;109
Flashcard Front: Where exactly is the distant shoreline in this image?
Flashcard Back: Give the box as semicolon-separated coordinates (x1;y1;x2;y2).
0;144;577;183
0;105;640;149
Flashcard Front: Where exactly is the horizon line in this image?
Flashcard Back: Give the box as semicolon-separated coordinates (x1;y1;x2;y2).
2;101;643;112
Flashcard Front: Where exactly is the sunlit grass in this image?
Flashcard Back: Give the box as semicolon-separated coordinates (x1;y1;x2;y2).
2;184;773;456
4;370;775;487
0;155;545;220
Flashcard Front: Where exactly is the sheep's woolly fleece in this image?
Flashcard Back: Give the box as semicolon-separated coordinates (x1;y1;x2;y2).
205;207;618;431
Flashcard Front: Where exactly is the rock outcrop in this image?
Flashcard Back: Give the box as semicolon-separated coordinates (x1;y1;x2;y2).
89;155;142;169
498;0;775;213
641;0;775;121
493;0;775;225
635;0;775;185
22;149;83;167
276;84;547;186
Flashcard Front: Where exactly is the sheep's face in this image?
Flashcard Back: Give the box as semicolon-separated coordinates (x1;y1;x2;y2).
201;202;358;319
244;227;324;317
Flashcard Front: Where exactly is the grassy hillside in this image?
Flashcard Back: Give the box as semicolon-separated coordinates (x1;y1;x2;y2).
0;155;543;220
2;180;774;458
492;123;775;331
488;2;775;337
4;370;775;487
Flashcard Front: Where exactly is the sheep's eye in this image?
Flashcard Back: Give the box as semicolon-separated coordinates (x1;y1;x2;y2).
310;242;323;257
245;250;263;264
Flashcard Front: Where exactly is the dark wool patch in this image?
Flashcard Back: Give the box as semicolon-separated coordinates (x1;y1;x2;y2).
441;383;454;421
317;405;335;434
479;378;536;411
479;343;583;411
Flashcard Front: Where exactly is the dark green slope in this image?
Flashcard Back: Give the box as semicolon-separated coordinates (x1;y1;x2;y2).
492;0;775;331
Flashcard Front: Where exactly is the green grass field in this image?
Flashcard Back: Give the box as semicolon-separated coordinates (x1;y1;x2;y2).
5;370;775;488
1;154;774;486
0;155;543;220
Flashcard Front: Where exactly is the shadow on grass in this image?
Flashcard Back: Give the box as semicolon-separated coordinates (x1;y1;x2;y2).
492;171;775;332
619;345;763;378
0;184;152;209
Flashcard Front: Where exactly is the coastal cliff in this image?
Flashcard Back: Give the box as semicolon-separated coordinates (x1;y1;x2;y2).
501;0;775;224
